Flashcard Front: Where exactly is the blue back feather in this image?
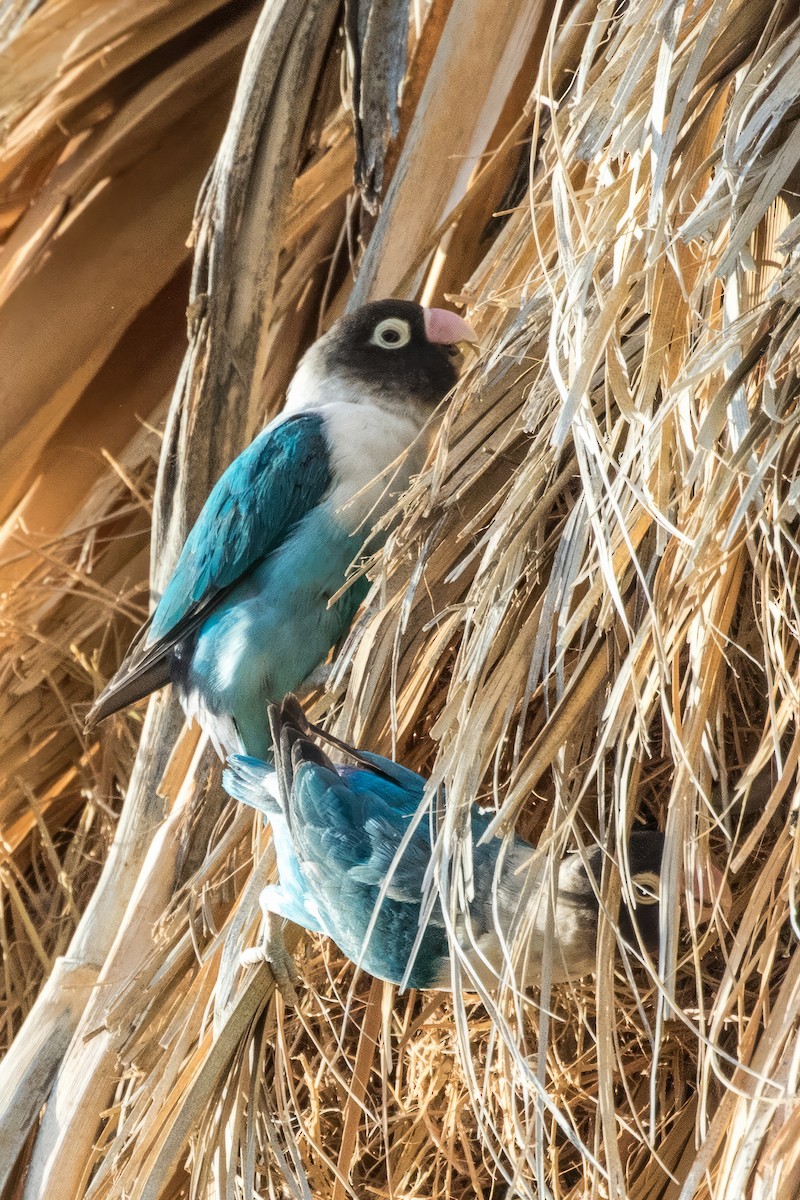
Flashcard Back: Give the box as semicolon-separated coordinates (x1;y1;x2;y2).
149;414;332;642
240;739;506;987
225;714;668;988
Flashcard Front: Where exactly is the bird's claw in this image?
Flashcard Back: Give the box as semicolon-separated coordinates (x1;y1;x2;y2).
240;920;301;1007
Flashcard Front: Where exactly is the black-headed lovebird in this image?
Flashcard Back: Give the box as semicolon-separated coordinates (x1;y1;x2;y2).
86;301;477;756
223;697;731;995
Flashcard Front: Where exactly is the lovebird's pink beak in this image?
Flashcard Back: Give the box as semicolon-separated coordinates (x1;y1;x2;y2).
422;307;478;346
691;858;733;925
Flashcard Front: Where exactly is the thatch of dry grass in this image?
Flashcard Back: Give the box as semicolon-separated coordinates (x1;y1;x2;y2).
1;0;800;1198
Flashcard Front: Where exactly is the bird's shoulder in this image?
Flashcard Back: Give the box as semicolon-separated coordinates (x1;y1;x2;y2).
215;410;331;500
148;412;333;643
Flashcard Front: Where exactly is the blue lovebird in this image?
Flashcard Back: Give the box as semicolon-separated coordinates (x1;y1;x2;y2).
222;697;728;997
86;300;477;756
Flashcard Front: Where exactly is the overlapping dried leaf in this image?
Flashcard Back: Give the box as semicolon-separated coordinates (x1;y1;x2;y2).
1;0;799;1198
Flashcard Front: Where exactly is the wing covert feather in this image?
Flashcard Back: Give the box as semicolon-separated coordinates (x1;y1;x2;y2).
149;412;332;641
86;413;332;726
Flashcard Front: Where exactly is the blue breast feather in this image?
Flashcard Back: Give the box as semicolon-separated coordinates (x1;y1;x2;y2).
149;412;333;643
181;505;372;755
224;751;507;989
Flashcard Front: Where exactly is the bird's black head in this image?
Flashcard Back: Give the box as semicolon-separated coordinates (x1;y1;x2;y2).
314;299;477;411
586;830;665;959
616;830;665;956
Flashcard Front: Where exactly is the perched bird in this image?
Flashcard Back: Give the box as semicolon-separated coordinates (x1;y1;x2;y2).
223;697;731;994
86;301;477;756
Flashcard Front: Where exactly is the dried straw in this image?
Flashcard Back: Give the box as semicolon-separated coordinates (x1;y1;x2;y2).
1;0;799;1198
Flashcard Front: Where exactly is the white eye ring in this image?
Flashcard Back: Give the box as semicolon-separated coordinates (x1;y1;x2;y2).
631;871;661;905
370;317;412;349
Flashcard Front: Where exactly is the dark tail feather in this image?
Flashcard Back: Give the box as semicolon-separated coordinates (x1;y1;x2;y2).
222;756;282;817
84;657;173;730
268;695;335;804
271;694;409;788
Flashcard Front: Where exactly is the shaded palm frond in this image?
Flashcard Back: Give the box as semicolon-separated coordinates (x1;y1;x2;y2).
1;1;799;1199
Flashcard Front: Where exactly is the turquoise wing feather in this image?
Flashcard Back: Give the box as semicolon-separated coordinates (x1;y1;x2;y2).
87;413;333;723
149;412;332;642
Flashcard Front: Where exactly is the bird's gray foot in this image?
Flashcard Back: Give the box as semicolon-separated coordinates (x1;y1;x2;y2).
241;912;300;1006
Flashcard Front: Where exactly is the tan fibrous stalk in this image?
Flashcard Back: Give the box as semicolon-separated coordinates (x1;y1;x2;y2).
0;1;799;1198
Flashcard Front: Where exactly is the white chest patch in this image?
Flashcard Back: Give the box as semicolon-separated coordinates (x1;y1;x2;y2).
321;401;430;532
441;848;598;991
283;353;434;532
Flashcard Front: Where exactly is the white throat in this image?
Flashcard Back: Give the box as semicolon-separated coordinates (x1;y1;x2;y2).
282;342;440;532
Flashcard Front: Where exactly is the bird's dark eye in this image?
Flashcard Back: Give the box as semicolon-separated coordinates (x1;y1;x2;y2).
631;871;660;905
370;317;412;349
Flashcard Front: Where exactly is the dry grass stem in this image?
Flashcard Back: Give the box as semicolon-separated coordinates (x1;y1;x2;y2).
1;0;799;1198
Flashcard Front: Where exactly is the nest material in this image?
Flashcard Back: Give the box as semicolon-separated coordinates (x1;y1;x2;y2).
1;0;800;1198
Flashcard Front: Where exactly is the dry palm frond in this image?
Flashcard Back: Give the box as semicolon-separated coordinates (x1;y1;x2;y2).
1;1;800;1199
